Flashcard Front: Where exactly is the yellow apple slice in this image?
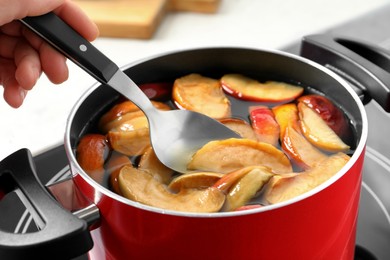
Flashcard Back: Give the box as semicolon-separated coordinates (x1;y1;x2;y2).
298;102;350;152
272;103;300;142
264;152;350;204
168;172;223;193
213;166;267;193
108;127;150;156
119;166;225;213
188;138;292;174
138;146;174;185
222;166;274;211
219;118;258;141
172;73;231;119
107;112;152;156
221;74;303;102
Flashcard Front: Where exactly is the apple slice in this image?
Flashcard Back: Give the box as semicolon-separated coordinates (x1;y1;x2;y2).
221;74;303;102
235;204;263;211
108;127;150;156
98;100;140;132
138;146;174;185
272;103;300;141
106;152;132;195
223;166;274;211
213;166;270;192
298;94;351;140
119;166;225;213
107;111;152;157
219;118;258;141
76;134;109;184
282;125;328;170
249;105;280;146
139;82;173;100
99;100;170;133
172;73;231;119
168;172;223;193
264;152;350;204
298;102;350;152
188;138;292;174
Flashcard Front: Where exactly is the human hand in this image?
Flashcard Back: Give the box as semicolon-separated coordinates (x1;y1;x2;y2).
0;0;99;108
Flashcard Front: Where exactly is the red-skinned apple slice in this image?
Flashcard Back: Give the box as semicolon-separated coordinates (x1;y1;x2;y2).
264;152;350;204
282;125;328;170
298;102;350;152
235;204;263;211
76;134;109;184
139;82;172;100
99;100;170;133
298;94;351;140
172;73;231;119
249;105;280;146
221;74;304;102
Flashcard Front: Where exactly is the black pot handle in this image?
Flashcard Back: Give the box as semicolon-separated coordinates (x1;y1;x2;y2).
0;149;93;259
300;34;390;112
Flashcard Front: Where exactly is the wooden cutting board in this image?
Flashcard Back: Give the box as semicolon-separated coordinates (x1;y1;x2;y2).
169;0;221;13
74;0;221;39
74;0;168;39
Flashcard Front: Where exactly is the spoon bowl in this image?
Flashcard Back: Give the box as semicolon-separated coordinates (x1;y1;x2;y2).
21;13;240;173
108;70;240;173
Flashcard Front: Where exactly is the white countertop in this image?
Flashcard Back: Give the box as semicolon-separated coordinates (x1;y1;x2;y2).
1;0;389;160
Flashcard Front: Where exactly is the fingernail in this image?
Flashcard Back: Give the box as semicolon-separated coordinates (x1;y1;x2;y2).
19;87;27;101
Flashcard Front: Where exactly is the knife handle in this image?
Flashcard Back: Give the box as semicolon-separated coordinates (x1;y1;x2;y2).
21;12;118;84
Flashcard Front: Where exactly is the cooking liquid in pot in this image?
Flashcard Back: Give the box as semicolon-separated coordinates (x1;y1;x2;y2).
76;74;357;212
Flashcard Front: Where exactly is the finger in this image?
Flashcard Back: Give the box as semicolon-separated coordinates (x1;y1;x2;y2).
0;59;27;108
20;22;69;84
0;33;18;59
14;40;42;90
0;0;64;25
17;1;98;43
40;42;68;84
54;1;99;41
3;84;27;108
0;20;23;37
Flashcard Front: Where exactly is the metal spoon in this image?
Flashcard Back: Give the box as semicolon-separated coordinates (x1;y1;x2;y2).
20;13;240;173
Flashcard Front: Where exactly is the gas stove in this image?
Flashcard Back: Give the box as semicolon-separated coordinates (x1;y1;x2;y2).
1;5;390;260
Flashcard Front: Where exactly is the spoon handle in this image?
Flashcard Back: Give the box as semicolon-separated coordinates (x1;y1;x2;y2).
20;12;157;113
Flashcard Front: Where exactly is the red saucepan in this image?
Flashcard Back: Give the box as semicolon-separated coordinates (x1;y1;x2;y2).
1;13;390;260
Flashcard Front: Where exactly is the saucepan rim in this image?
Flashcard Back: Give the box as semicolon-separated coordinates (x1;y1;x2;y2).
64;46;368;218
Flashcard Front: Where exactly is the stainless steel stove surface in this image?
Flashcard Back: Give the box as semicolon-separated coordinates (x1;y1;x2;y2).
282;5;390;260
2;5;390;260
